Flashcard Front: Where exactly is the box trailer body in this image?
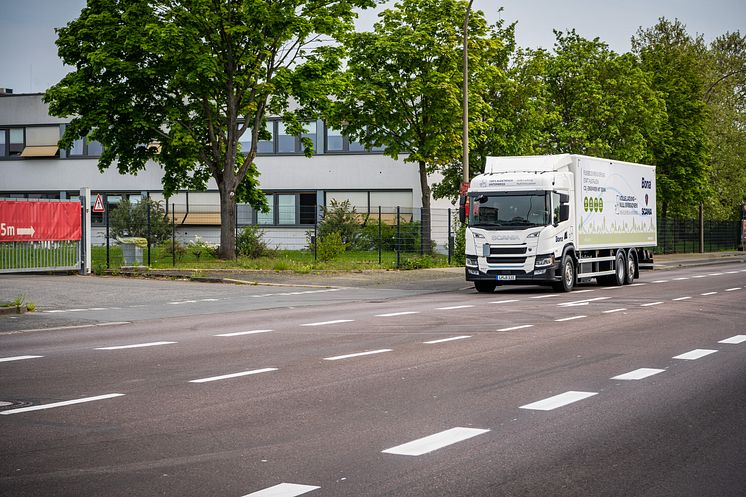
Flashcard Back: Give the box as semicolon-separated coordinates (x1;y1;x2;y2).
462;154;656;292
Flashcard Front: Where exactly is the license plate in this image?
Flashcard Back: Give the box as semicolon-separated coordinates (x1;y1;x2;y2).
496;275;516;281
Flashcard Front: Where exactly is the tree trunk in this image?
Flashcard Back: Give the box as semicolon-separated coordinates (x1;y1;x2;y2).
219;187;237;260
418;160;432;254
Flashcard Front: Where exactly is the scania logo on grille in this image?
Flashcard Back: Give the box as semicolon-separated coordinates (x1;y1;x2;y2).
492;234;520;241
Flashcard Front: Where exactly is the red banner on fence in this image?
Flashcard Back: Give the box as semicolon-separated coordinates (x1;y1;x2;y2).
0;200;81;242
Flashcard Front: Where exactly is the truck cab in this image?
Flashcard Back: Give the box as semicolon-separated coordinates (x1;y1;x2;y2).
462;169;574;292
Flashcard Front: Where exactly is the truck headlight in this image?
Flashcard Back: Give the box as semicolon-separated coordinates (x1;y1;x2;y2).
534;254;555;268
466;255;478;267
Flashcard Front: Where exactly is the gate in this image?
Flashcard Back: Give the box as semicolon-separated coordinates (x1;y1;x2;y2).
0;200;82;273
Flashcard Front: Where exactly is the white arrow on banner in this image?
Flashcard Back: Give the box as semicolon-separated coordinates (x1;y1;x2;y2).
16;227;36;236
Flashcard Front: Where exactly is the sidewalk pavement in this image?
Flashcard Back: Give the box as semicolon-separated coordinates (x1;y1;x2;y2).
118;250;746;290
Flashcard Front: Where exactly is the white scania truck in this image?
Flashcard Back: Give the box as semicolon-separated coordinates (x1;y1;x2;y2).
460;154;657;292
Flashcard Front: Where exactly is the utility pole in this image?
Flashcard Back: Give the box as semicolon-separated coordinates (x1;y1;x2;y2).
462;0;474;189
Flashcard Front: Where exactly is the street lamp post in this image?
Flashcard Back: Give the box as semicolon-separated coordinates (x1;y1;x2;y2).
462;0;474;187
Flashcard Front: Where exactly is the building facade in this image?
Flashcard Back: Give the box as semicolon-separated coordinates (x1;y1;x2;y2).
0;92;453;250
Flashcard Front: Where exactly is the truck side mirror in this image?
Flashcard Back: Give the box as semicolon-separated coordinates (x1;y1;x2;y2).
559;204;570;222
458;196;466;223
559;193;570;204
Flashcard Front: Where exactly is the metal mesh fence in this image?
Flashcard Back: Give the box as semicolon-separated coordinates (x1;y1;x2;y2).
93;204;743;269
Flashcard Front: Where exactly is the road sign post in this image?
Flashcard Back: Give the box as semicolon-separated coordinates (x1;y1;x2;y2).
80;188;92;274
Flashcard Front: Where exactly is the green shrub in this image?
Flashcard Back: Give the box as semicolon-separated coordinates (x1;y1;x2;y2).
453;223;466;265
316;232;346;261
399;255;439;269
159;240;186;262
237;225;271;258
317;200;363;249
188;236;219;260
109;198;173;245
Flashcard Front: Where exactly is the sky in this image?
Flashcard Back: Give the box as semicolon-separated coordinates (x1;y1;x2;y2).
1;0;744;94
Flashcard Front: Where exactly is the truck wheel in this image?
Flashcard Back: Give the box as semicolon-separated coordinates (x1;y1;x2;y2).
625;251;636;285
612;251;626;286
475;281;497;293
553;255;575;292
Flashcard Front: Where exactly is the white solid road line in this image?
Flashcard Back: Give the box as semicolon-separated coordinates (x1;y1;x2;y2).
520;391;598;411
323;349;392;361
382;427;490;456
612;368;665;380
719;335;746;344
0;355;43;363
215;329;272;337
424;335;471;344
375;311;419;317
673;349;718;360
497;324;534;332
436;305;474;310
0;393;125;415
555;315;587;322
190;368;278;383
243;483;320;497
95;341;177;350
301;319;354;327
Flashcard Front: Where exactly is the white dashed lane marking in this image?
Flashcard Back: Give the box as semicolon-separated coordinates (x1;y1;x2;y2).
190;368;278;384
424;336;471;344
520;391;598;411
672;297;691;301
673;349;718;360
214;330;272;337
95;341;177;351
375;311;419;317
436;305;474;310
382;427;490;456
242;483;320;497
641;302;663;307
603;308;627;314
701;292;718;296
301;319;354;327
555;315;587;322
323;349;392;361
490;299;519;304
612;368;665;380
0;393;125;415
0;355;43;363
719;335;746;344
498;325;534;332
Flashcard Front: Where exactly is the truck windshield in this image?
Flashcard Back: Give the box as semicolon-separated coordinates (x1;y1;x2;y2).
468;192;550;229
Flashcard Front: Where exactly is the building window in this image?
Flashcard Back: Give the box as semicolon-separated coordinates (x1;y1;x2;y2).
241;192;317;226
242;120;318;156
323;124;383;153
0;128;24;157
68;137;103;157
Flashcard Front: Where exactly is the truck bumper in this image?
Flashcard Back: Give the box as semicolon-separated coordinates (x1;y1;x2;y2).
465;262;561;285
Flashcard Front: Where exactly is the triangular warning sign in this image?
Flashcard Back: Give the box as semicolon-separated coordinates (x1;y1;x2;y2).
93;194;105;213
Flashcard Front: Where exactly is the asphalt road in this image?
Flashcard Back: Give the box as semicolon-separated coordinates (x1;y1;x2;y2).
1;264;745;496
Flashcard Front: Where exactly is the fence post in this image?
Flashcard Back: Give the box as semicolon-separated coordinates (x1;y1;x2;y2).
105;195;110;270
448;208;452;265
396;206;401;269
146;198;151;267
313;220;317;262
171;203;176;267
235;202;239;258
378;206;382;265
79;187;91;275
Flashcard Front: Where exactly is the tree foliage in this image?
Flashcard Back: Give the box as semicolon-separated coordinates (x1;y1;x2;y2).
632;18;711;217
326;0;509;244
109;198;172;244
45;0;373;259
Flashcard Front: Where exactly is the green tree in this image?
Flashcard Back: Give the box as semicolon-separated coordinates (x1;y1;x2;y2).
702;31;746;219
109;198;172;244
45;0;373;259
326;0;507;249
542;30;666;163
632;18;711;218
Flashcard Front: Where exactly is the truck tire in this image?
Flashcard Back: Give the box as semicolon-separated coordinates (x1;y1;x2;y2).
625;250;636;285
553;254;575;292
474;281;497;293
612;251;626;286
